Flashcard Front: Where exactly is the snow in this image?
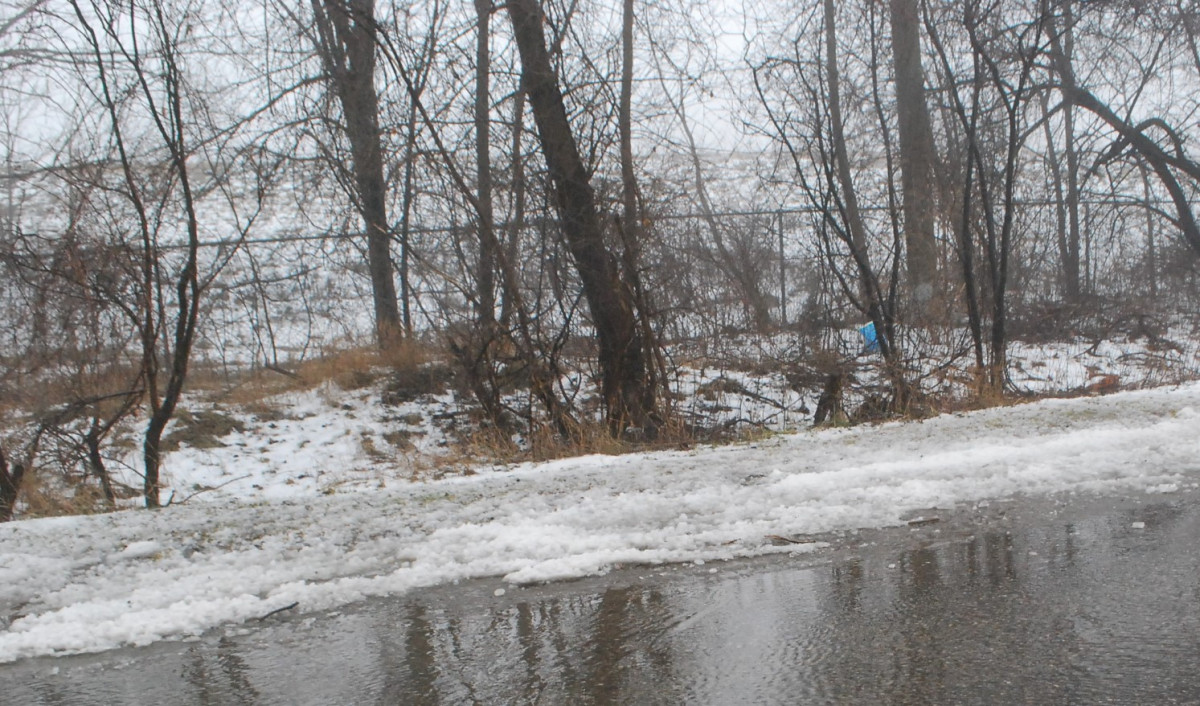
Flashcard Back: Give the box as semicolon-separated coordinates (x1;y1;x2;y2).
156;386;460;501
2;383;1200;662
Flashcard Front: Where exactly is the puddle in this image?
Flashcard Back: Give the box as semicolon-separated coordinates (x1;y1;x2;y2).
5;493;1200;705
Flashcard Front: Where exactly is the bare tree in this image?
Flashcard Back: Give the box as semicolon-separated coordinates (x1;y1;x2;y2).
926;0;1048;392
889;0;940;312
62;0;269;506
1045;0;1083;303
506;0;658;435
309;0;402;347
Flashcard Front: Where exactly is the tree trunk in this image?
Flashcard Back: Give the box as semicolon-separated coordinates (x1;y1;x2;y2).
399;99;418;335
960;84;987;373
0;443;25;522
465;0;504;423
85;418;116;506
501;87;527;327
619;0;637;249
617;0;663;426
889;0;940;313
311;0;401;347
506;0;655;434
475;0;497;326
825;0;897;363
1141;163;1158;301
1048;2;1081;303
825;0;872;274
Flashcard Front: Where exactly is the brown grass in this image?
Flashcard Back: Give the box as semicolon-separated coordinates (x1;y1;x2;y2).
192;341;434;408
922;365;1026;416
17;470;112;519
162;408;245;451
423;409;758;479
1;360;143;421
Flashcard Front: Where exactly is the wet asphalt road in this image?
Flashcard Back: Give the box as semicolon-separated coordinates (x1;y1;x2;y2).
4;491;1200;705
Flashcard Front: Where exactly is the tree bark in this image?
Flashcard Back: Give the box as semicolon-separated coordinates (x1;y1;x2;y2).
889;0;940;312
399;99;417;335
501;87;527;327
1047;2;1081;303
311;0;401;347
506;0;655;434
617;0;663;425
619;0;637;247
475;0;497;326
0;442;25;522
824;0;897;363
825;0;871;271
1140;163;1158;300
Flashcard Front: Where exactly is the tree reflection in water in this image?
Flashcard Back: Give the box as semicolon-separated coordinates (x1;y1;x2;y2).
8;499;1200;705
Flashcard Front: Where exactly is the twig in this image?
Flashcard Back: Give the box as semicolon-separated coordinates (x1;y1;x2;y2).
265;364;300;379
171;474;251;505
256;602;299;622
765;534;815;545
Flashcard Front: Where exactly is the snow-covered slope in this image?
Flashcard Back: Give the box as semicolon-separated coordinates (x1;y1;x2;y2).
1;382;1198;662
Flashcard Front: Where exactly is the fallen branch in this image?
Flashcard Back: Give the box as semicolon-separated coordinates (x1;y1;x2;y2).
256;602;299;622
265;364;300;379
765;534;816;545
167;475;251;506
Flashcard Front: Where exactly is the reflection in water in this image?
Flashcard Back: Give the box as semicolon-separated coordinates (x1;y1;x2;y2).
514;601;546;702
7;499;1200;705
895;547;946;705
985;531;1017;586
181;636;258;706
584;587;630;703
382;604;437;705
830;559;863;613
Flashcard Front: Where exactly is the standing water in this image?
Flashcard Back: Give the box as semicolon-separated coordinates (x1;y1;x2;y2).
4;492;1200;705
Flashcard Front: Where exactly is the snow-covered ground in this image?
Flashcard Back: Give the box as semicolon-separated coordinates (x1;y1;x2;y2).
158;385;463;501
1;382;1199;662
24;326;1193;507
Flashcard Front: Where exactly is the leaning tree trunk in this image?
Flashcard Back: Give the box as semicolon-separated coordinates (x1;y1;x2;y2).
506;0;656;435
825;0;897;361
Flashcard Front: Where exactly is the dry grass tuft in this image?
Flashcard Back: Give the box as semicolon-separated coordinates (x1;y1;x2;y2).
427;409;760;478
926;365;1024;415
17;470;112;519
162;408;245;451
193;341;437;408
416;418;628;476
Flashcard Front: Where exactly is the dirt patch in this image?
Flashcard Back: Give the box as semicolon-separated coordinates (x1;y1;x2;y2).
383;429;421;450
163;409;245;451
381;363;456;405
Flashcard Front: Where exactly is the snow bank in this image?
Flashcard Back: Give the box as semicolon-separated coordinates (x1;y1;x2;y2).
2;384;1199;662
